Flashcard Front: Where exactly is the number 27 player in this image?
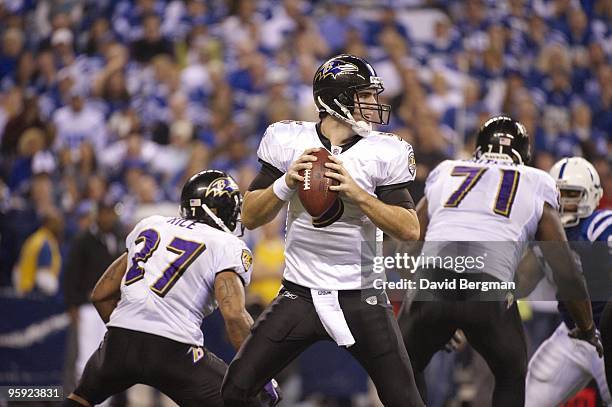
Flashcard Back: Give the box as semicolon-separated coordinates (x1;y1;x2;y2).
63;170;280;407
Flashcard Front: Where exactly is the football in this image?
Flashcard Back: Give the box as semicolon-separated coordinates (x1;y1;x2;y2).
298;149;339;218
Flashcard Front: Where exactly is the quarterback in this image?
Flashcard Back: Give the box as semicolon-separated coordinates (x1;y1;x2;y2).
221;54;424;406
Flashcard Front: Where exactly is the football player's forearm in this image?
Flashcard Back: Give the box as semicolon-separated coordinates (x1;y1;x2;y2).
514;249;544;298
242;189;286;229
357;193;419;241
537;204;594;330
215;271;255;349
541;242;593;329
225;312;255;350
93;296;119;323
564;300;595;332
91;253;128;303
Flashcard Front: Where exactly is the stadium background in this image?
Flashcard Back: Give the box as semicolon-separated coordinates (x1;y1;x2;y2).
0;0;609;405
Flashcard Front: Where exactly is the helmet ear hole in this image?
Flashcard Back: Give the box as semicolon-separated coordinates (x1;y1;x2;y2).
336;91;353;109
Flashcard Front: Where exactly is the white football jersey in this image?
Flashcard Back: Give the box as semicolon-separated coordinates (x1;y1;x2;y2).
424;158;559;282
108;215;253;346
258;120;416;290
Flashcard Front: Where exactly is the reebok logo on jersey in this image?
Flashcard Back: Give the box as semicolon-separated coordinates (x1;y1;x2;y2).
282;290;298;300
317;290;332;295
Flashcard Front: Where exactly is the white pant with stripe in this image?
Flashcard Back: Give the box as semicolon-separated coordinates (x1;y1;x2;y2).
525;322;612;406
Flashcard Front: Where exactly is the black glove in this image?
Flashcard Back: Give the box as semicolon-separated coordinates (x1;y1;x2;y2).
568;325;604;357
443;329;466;353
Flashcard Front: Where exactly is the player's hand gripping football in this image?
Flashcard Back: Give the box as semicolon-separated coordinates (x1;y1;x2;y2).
568;325;604;357
285;148;320;189
324;155;368;203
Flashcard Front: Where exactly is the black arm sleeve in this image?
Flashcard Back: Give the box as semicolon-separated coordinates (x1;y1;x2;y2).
375;182;415;210
248;159;284;191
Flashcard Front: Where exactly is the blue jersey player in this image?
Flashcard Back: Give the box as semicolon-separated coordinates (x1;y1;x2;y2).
525;157;611;406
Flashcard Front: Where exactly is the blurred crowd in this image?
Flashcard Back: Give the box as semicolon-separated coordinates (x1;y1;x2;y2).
0;0;610;404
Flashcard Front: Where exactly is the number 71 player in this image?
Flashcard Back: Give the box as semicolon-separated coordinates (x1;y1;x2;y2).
62;170;280;407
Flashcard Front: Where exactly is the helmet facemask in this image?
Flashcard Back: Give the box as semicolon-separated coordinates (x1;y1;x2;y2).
352;78;391;126
549;157;604;228
316;77;390;137
558;186;589;227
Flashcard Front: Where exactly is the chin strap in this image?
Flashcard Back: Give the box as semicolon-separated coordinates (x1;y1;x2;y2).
201;203;232;234
317;96;372;137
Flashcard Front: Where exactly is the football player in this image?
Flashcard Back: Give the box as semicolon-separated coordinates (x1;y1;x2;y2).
63;170;280;407
397;116;601;406
522;157;611;406
221;54;424;406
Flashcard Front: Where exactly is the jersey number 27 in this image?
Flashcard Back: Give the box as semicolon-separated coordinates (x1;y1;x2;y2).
124;229;207;297
444;166;520;217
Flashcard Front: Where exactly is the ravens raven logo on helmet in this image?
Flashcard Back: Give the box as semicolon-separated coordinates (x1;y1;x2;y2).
205;177;239;198
314;60;360;81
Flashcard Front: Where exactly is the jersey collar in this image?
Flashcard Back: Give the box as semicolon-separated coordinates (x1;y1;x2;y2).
316;122;362;153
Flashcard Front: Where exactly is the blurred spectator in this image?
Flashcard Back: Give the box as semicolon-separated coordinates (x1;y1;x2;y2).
421;18;462;64
556;102;608;159
7;127;49;192
50;28;77;69
318;1;360;54
260;0;304;52
0;86;24;141
0;28;24;80
130;13;174;64
1;95;48;156
441;78;485;142
151;119;195;181
365;4;411;47
113;0;165;43
82;17;114;57
427;71;462;117
63;202;125;379
13;206;63;296
52;88;107;155
249;218;285;306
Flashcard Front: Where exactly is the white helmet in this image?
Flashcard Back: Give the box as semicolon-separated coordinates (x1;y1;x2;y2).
549;157;603;227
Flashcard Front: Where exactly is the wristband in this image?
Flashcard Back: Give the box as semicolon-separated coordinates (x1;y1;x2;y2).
272;176;295;201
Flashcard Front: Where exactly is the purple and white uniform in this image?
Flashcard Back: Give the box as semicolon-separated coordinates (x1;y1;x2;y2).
423;158;559;282
108;215;253;346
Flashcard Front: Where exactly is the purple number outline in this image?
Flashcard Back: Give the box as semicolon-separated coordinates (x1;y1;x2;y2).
493;169;521;217
150;238;207;297
125;229;160;285
444;166;488;208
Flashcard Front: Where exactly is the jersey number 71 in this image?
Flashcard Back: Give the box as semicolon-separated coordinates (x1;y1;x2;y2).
124;229;207;297
444;166;521;217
